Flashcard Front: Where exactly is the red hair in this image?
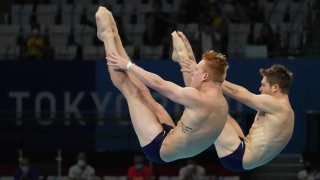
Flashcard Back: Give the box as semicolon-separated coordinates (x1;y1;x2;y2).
202;50;228;83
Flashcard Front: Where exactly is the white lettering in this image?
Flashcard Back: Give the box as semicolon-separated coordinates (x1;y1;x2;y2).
9;91;30;118
115;94;126;118
64;91;85;119
35;92;56;125
91;92;112;118
7;91;179;124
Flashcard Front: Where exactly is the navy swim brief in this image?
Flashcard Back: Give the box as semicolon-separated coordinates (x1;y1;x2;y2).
142;123;173;164
219;139;246;172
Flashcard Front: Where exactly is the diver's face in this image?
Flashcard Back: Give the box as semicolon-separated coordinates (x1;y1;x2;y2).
259;76;272;95
191;60;207;89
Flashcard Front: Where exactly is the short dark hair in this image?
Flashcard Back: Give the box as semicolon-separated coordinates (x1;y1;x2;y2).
259;64;293;94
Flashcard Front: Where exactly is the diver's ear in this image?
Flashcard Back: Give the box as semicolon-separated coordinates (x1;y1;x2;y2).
272;83;280;93
203;73;208;81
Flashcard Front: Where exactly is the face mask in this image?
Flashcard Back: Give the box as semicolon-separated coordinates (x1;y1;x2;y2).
135;163;143;170
21;166;29;173
187;164;195;169
77;160;86;167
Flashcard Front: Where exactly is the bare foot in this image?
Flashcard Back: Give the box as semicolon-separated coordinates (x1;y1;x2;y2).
171;31;180;62
108;12;119;34
177;31;196;62
172;31;188;62
95;6;113;41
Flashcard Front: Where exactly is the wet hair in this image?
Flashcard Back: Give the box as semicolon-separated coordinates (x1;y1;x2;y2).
259;64;293;94
202;50;228;83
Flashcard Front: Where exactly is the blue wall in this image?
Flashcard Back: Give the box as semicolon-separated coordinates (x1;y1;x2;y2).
0;59;319;153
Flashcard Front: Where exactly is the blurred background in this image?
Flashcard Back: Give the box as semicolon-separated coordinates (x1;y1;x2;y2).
0;0;320;179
